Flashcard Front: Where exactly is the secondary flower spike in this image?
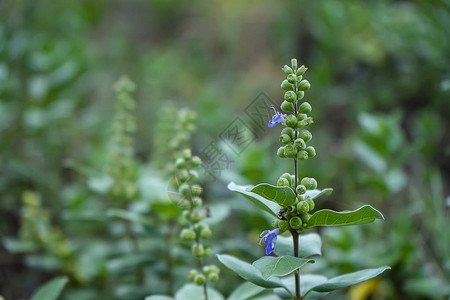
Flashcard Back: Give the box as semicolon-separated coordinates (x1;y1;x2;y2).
258;228;280;255
268;106;287;128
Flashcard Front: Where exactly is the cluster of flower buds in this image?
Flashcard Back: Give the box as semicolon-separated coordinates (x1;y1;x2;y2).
175;148;219;285
108;76;139;202
275;173;318;232
19;191;82;281
276;59;316;161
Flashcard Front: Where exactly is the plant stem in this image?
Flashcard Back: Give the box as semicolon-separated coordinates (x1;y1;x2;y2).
292;229;301;300
293;83;301;300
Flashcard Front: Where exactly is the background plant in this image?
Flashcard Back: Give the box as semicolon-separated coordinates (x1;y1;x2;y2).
1;0;449;299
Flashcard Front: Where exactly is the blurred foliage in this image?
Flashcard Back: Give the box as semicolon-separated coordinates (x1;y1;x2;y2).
1;0;449;299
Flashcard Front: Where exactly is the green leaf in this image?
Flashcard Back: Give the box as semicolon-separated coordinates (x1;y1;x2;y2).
227;282;265;300
228;182;280;217
274;233;322;258
308;205;384;227
217;254;286;289
30;277;68;300
175;284;224;300
145;296;173;300
304;188;333;200
309;267;390;293
108;253;155;273
253;256;314;280
251;183;296;207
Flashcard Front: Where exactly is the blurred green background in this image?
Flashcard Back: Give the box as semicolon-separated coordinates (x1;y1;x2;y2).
1;0;449;299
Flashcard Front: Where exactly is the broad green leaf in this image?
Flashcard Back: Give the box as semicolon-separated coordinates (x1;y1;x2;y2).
304;188;333;200
308;205;384;227
145;296;173;300
175;284;224;300
251;183;296;207
228;182;280;217
107;253;155;273
274;233;322;258
253;256;314;279
217;254;286;289
30;277;68;300
2;238;37;253
309;266;390;293
227;282;265;300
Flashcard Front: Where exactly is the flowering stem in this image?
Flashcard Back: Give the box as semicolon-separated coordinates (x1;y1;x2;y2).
293;78;301;300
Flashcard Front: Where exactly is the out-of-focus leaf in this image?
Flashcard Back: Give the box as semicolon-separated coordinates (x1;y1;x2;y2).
145;296;174;300
2;238;37;253
106;209;152;227
227;282;264;300
175;284;224;300
304;188;333;201
309;205;384;227
30;277;68;300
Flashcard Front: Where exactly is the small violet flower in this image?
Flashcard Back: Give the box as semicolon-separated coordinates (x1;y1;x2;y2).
268;106;286;128
258;228;280;255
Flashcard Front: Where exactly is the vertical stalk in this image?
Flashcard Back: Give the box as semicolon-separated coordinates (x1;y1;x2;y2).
293;79;301;300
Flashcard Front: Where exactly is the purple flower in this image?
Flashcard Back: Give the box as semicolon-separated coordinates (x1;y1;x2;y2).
258;228;280;255
268;106;286;128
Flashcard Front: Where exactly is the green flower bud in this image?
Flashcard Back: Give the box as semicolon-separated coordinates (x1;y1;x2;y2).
179;199;191;209
284;91;297;103
192;243;205;258
284;145;297;158
297;65;308;76
296;185;306;195
287;74;297;84
298;80;311;91
290;175;296;187
297;117;314;128
277;177;290;187
191;184;203;196
179;183;190;196
300;213;311;224
280;172;292;182
294;138;306;150
289;216;303;229
306;146;316;158
296;91;305;100
299;130;312;142
277;146;286;158
177;170;190;182
306;198;315;210
282;65;294;75
285;115;297;128
190;210;205;223
281;101;295;113
280;134;291;144
192;196;203;207
208;272;219;282
297;150;308;160
301;177;317;190
297;201;310;213
297;194;305;202
194;273;206;285
281;128;295;139
200;227;212;239
291;58;298;70
180;228;196;240
272;219;280;228
299;102;312;114
175;158;186;169
297;113;307;121
191;156;202;167
204;247;212;256
189;170;199;180
281;80;294;91
278;220;289;232
183;148;192;159
188;269;198;281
